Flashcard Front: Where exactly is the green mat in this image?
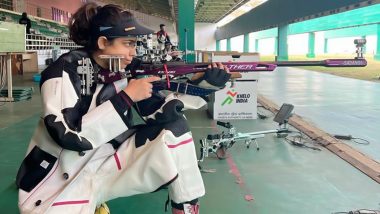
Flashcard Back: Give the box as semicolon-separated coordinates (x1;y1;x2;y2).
0;87;34;101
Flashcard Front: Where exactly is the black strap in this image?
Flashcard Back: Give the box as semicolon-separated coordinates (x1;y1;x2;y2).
165;194;170;212
171;198;199;210
153;81;217;96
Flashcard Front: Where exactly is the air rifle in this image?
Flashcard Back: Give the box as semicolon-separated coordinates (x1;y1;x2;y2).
130;57;367;78
130;38;367;78
94;39;367;96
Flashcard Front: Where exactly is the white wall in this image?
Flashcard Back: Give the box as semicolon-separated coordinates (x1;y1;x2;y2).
288;33;308;54
248;33;256;52
258;38;275;55
131;10;178;44
220;39;227;51
231;35;244;52
195;22;217;51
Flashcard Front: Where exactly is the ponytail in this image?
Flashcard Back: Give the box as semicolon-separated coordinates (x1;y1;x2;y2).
69;2;99;47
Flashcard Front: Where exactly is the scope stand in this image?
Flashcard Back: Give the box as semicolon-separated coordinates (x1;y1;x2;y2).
198;120;290;162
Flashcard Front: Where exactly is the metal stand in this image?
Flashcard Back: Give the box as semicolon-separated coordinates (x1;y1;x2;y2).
0;53;14;102
199;103;294;162
184;28;188;62
99;54;131;78
99;55;125;73
354;38;366;59
77;57;95;96
198;121;289;162
77;55;128;96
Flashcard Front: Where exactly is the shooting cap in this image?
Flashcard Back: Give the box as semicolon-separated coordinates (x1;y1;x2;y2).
94;12;154;38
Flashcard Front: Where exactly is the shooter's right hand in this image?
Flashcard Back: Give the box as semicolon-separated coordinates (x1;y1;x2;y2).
123;76;161;102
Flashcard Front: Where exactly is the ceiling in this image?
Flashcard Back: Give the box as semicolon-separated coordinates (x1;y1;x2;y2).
97;0;172;19
98;0;249;23
195;0;251;22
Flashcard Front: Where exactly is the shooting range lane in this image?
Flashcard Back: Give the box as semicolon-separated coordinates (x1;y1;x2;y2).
258;67;380;163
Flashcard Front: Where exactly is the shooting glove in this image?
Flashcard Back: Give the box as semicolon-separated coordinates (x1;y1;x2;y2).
137;93;183;124
137;93;206;124
189;67;231;90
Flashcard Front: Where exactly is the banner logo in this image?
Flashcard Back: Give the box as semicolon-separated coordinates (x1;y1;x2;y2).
221;89;237;106
221;89;251;106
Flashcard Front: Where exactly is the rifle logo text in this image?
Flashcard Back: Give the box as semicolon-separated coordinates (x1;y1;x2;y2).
226;64;254;70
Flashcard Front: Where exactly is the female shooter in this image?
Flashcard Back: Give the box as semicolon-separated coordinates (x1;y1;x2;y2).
16;3;236;214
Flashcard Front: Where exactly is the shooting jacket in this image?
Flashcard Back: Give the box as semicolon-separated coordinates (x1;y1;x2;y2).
16;49;206;214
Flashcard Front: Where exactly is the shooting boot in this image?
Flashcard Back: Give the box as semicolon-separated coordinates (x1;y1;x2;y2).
94;203;110;214
172;203;199;214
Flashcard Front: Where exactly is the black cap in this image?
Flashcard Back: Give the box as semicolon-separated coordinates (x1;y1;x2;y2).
160;24;165;28
95;15;154;38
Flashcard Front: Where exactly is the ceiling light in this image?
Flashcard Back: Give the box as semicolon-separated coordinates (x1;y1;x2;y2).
217;0;268;27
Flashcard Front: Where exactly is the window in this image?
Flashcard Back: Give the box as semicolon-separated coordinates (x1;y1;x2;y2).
0;0;13;10
52;7;69;23
37;7;42;17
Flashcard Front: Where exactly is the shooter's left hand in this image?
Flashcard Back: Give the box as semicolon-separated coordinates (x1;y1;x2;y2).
190;62;242;89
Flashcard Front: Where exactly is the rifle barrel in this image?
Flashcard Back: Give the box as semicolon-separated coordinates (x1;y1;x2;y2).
133;58;367;76
274;59;367;67
275;61;325;67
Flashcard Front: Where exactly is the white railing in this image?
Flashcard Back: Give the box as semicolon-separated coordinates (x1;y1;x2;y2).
26;34;81;50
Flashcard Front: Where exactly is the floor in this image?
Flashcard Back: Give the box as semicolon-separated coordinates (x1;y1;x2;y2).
0;71;380;213
258;67;380;162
